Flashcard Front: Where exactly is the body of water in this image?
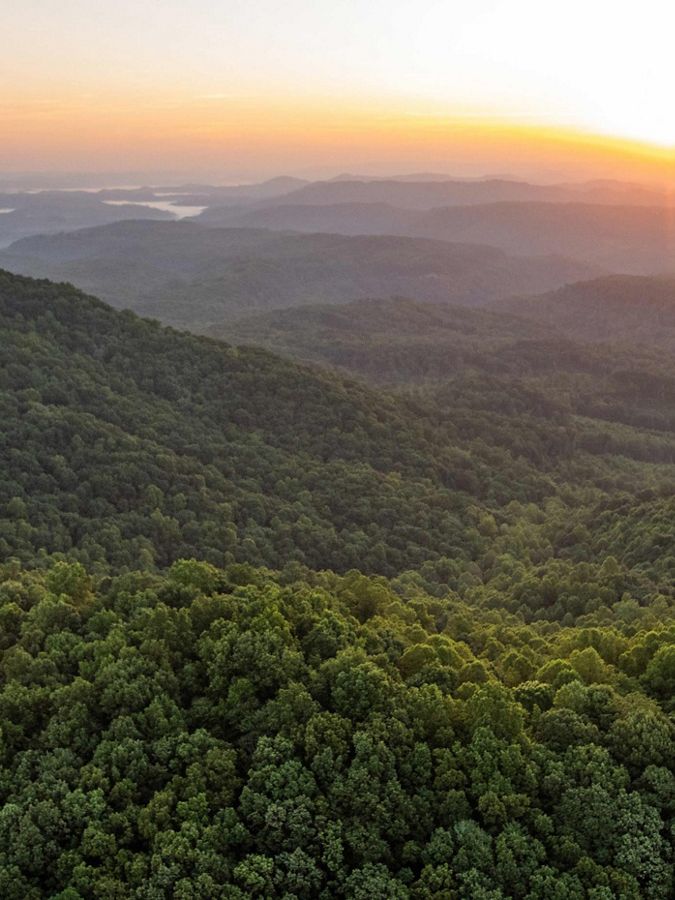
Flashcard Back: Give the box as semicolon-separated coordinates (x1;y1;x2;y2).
103;200;207;218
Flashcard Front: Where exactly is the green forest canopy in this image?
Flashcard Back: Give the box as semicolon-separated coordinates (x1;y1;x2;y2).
0;269;673;897
0;559;673;898
1;271;674;598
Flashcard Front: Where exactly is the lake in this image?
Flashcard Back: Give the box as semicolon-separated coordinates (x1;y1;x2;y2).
103;200;207;218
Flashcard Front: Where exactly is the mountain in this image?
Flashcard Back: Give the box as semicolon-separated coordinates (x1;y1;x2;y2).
0;177;312;246
1;268;561;576
2;269;673;582
255;177;674;210
501;275;675;351
99;176;311;208
199;201;673;274
196;200;416;234
328;170;473;181
178;175;309;201
215;294;675;432
414;203;674;274
0;221;597;329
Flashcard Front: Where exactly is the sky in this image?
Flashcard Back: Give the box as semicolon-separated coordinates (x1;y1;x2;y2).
2;0;674;182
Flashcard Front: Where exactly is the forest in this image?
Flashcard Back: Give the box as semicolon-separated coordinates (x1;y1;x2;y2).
0;559;673;898
0;267;673;897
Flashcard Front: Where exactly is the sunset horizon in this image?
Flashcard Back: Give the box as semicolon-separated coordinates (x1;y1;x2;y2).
3;1;673;183
2;112;673;189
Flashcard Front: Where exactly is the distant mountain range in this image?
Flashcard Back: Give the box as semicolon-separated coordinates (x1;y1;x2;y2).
247;177;674;210
0;220;597;329
0;177;312;247
2;174;671;250
198;201;674;274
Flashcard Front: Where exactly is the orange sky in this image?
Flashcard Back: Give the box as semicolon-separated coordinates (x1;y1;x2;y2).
2;93;672;185
2;1;674;183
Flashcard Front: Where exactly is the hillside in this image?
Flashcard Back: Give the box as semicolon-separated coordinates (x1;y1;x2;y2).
2;270;673;588
1;270;508;574
502;275;675;351
214;295;675;587
202;201;673;274
216;292;675;429
215;297;553;380
216;296;675;422
0;221;597;328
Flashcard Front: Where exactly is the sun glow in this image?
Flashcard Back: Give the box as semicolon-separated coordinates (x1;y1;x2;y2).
1;0;673;177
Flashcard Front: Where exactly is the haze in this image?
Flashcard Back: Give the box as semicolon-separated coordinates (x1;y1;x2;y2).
2;0;673;182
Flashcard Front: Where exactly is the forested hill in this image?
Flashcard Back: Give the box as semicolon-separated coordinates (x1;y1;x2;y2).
0;269;489;574
501;275;675;351
216;296;675;434
0;220;597;329
1;270;673;597
215;293;675;599
215;298;556;381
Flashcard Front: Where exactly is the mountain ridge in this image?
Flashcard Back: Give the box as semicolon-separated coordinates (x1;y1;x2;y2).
0;221;599;329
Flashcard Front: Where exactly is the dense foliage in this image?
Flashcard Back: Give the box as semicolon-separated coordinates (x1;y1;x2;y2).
219;292;675;392
0;559;673;899
1;270;673;897
1;271;500;575
2;273;674;597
